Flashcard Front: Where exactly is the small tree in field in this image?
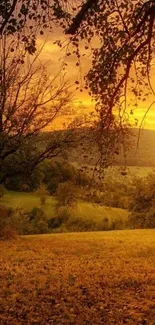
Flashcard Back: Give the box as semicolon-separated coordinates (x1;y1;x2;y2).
36;183;49;206
129;172;155;228
56;181;79;208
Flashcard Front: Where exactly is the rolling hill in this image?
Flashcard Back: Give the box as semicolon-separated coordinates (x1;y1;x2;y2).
40;127;155;168
67;128;155;167
115;128;155;167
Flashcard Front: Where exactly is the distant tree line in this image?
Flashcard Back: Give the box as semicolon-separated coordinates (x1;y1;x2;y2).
4;159;90;193
1;166;155;239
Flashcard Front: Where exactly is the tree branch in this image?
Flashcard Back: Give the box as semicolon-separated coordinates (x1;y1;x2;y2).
0;0;18;34
66;0;98;34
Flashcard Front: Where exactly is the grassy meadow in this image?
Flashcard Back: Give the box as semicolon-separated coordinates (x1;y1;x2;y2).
0;230;155;324
1;191;129;232
1;161;155;324
1;191;56;219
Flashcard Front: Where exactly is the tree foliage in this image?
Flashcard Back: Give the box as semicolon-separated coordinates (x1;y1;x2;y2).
0;0;133;182
0;30;80;184
0;0;71;54
129;172;155;228
42;160;76;194
36;183;49;205
64;0;155;126
2;1;153;125
56;181;79;207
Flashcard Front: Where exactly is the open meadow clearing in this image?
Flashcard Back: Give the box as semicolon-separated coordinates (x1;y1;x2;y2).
1;191;129;232
0;230;155;325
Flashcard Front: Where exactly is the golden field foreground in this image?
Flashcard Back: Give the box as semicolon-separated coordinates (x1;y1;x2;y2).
0;230;155;325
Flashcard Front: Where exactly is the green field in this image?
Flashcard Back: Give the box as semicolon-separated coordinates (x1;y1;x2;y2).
0;230;155;324
1;191;56;218
1;191;129;231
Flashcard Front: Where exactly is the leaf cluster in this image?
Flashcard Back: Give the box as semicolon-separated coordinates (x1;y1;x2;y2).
65;0;155;126
129;171;155;228
0;0;71;54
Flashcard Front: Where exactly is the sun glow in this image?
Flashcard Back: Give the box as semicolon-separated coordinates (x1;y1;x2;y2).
37;34;155;131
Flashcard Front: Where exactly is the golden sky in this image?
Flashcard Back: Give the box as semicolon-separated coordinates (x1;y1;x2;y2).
38;31;155;131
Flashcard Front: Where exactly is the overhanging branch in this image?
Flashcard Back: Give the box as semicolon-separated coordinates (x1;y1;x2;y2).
66;0;98;34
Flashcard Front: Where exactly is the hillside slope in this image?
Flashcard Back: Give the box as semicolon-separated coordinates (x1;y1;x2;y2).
40;128;155;167
69;128;155;167
115;128;155;166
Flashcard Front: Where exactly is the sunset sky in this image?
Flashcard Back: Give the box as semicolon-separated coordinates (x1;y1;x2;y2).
38;30;155;131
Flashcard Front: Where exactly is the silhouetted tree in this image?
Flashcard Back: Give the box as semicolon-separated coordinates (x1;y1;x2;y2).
0;33;76;184
0;1;131;182
65;0;155;127
0;0;70;54
2;1;154;126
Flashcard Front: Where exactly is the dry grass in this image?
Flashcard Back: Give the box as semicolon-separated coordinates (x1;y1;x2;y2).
0;230;155;325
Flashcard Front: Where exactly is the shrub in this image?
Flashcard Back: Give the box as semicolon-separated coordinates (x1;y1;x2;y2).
42;160;76;194
0;185;5;198
36;183;49;205
48;207;71;230
27;207;49;234
0;205;13;230
66;215;96;232
0;207;33;236
1;225;17;240
0;205;49;237
9;208;31;235
75;170;90;187
9;207;49;235
48;207;127;233
48;209;95;232
87;190;104;205
56;181;79;208
0;205;15;239
129;172;155;228
99;167;133;209
42;160;90;195
4;166;43;192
